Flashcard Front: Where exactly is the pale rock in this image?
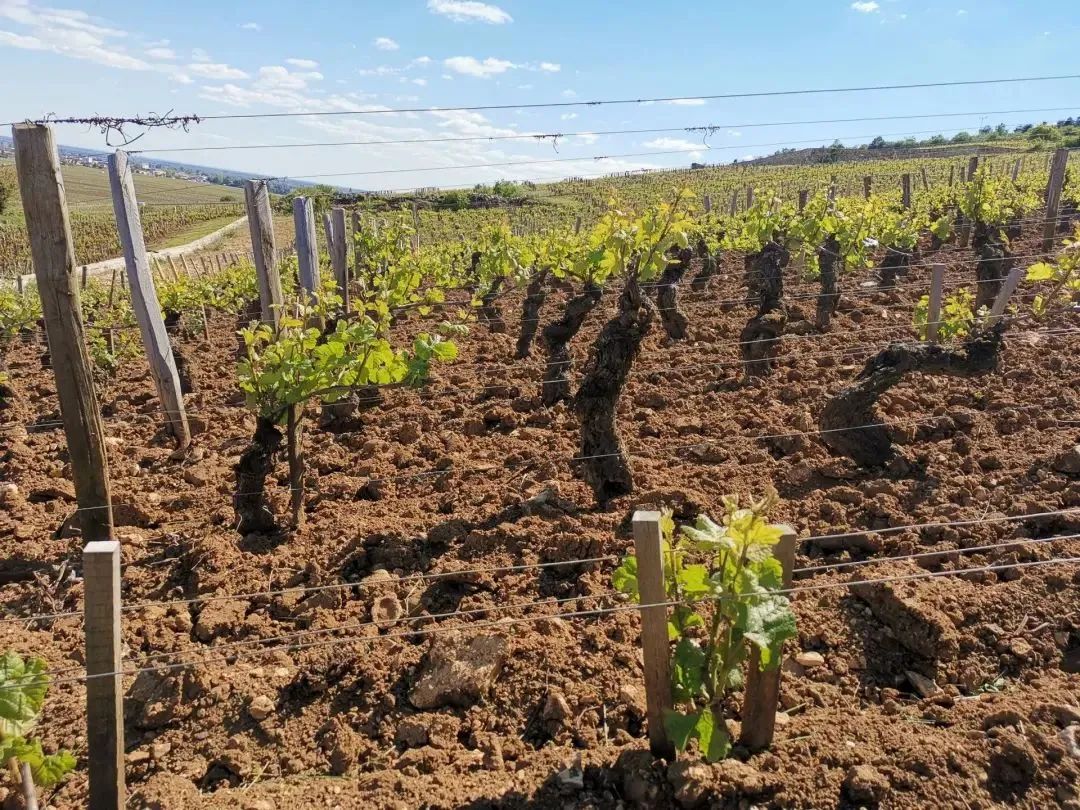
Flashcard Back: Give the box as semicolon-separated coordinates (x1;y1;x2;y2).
795;651;825;669
247;695;275;721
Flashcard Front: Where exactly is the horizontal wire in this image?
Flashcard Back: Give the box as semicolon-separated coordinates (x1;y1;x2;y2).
9;553;1080;693
128;106;1080;154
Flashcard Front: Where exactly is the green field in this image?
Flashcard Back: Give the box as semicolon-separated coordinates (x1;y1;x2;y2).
0;160;243;224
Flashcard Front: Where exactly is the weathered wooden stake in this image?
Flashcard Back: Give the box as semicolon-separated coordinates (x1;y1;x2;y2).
863;175;872;199
739;527;797;751
901;174;912;209
921;166;930;191
925;264;946;344
1043;148;1069;251
84;540;124;810
745;186;755;209
729;189;739;216
797;189;809;212
703;194;712;214
108;150;191;449
245;180;284;325
986;266;1023;328
13;123;113;542
293;197;320;299
331;207;349;314
411;201;421;254
1011;158;1022;182
632;511;675;760
80;265;89;288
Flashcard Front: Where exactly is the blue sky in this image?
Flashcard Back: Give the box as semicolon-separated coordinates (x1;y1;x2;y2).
1;0;1078;189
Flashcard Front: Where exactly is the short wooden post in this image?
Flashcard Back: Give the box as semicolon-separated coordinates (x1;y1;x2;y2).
739;526;797;751
293;197;320;299
703;194;712;214
797;189;808;212
108;150;191;449
322;210;334;252
827;175;837;202
863;175;872;199
80;265;89;288
921;166;930;191
745;186;754;209
1043;148;1069;251
948;165;955;186
901;174;912;209
16;274;25;295
331;207;349;314
729;189;739;216
12;123;114;542
1011;158;1023;182
967;155;980;180
84;540;124;810
632;511;675;760
245;180;283;326
986;266;1023;328
925;264;946;344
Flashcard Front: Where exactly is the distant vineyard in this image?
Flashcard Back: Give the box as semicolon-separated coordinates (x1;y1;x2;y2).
0;204;243;275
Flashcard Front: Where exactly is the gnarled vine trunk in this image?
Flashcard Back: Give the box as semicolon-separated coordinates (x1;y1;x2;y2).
234;416;283;534
540;282;602;406
820;327;1003;467
464;250;482;296
973;222;1019;312
815;235;840;331
876;246;910;289
515;269;549;359
655;246;693;340
575;275;654;504
480;276;506;333
690;238;718;292
739;241;789;379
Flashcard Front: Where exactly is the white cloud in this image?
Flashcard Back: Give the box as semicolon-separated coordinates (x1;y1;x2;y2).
171;72;193;84
411;55;432;66
561;89;577;98
664;98;706;106
411;78;427;86
539;62;561;73
444;55;517;78
240;21;261;31
144;45;175;59
850;1;880;12
286;57;319;69
561;112;577;120
374;36;399;51
643;137;702;154
191;47;211;62
574;132;599;145
0;2;158;71
187;61;249;80
254;64;323;91
358;65;402;76
427;0;512;24
727;129;741;137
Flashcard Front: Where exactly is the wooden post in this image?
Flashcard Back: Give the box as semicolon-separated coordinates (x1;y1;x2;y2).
925;265;945;344
411;201;421;254
83;540;124;810
797;189;809;212
80;265;89;289
863;175;872;200
827;176;837;202
986;266;1023;327
739;527;797;751
967;155;980;180
948;165;955;186
331;207;349;313
293;197;320;298
729;189;739;216
745;186;754;209
1011;158;1023;182
703;194;712;214
574;215;582;235
244;180;283;326
901;174;912;209
632;511;675;760
1043;148;1069;251
16;274;25;295
12;123;113;542
108;150;191;449
921;167;930;191
322;210;334;252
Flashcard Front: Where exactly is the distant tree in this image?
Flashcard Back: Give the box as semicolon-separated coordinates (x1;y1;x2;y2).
978;125;993;136
995;123;1009;136
1027;123;1062;144
927;134;947;145
868;136;887;150
951;131;973;143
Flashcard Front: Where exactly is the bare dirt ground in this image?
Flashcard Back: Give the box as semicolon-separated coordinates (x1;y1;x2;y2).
1;230;1078;809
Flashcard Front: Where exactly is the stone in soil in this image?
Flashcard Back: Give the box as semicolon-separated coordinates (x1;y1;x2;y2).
408;631;508;710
